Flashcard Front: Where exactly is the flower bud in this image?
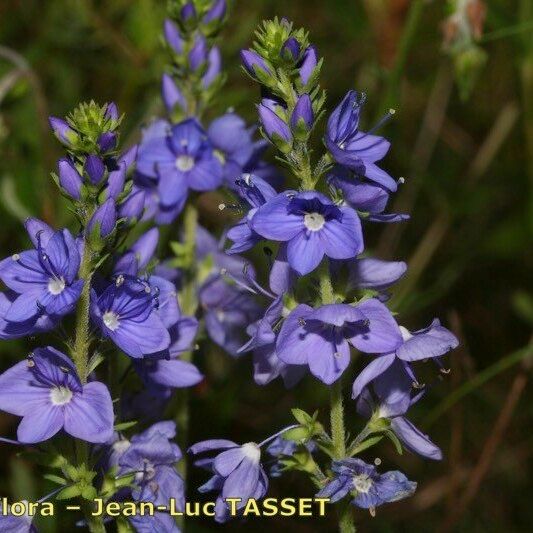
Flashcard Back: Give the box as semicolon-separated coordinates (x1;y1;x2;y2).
97;132;118;153
189;35;208;72
58;158;83;200
241;50;271;79
203;0;227;25
84;155;106;184
162;74;187;113
49;116;78;148
104;102;119;121
88;199;116;238
119;144;138;170
281;37;300;62
299;46;318;86
164;19;184;55
290;94;314;140
180;2;197;27
201;47;222;89
105;161;127;200
257;103;292;153
119;188;145;220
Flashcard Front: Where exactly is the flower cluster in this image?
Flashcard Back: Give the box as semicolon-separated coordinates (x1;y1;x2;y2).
186;16;459;524
0;5;461;533
0;99;201;532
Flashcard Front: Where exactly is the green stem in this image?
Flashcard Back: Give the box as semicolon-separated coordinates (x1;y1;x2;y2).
174;204;199;530
72;246;93;384
319;265;355;533
72;239;106;532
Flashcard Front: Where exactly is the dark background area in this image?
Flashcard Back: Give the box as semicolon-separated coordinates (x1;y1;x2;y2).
0;0;532;531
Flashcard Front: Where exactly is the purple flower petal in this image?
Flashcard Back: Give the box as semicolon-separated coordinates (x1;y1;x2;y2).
251;193;303;241
64;382;114;443
286;230;324;275
17;405;64;443
391;417;442;460
352;353;396;399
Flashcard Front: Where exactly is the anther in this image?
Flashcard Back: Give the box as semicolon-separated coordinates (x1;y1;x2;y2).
11;254;20;261
218;203;226;210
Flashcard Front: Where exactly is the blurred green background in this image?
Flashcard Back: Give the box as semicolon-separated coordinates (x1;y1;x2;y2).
1;0;532;531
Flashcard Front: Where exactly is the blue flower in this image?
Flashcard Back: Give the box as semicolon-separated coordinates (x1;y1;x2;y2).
251;191;364;275
136;119;223;220
0;347;114;444
0;219;83;325
118;421;184;509
90;276;171;359
356;360;443;460
226;173;277;254
207;114;267;189
325;91;397;192
277;299;402;385
329;167;408;223
317;458;416;510
238;295;306;388
352;319;459;399
189;439;269;523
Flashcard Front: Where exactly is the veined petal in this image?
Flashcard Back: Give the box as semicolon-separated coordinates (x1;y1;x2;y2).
351;353;396;399
276;304;314;364
319;206;363;260
286;231;324;275
64;382;114;443
391;417;442;460
17;406;64;443
0;360;51;416
250;194;303;241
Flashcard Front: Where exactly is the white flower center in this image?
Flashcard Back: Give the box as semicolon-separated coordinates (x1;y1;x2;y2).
399;326;413;342
353;474;373;494
176;155;195;172
48;277;66;295
304;212;325;231
50;386;73;406
103;311;120;331
241;442;261;463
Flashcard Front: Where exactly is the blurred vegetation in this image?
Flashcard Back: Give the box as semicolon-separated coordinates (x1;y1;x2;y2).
1;0;532;531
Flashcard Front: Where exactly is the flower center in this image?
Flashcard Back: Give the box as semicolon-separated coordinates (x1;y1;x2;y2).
50;386;73;406
304;212;325;231
103;311;120;331
176;155;195;172
241;442;261;463
353;474;373;494
48;277;66;295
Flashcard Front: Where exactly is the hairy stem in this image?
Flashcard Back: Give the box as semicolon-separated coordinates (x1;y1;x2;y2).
72;246;93;384
72;239;105;532
319;265;355;533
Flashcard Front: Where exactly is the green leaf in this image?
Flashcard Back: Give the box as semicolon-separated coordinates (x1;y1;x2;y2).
291;408;312;425
43;474;68;486
348;436;384;457
384;430;403;455
56;485;82;500
114;420;138;432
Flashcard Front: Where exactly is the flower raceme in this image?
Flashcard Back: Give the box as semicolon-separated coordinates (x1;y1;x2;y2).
0;347;113;444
